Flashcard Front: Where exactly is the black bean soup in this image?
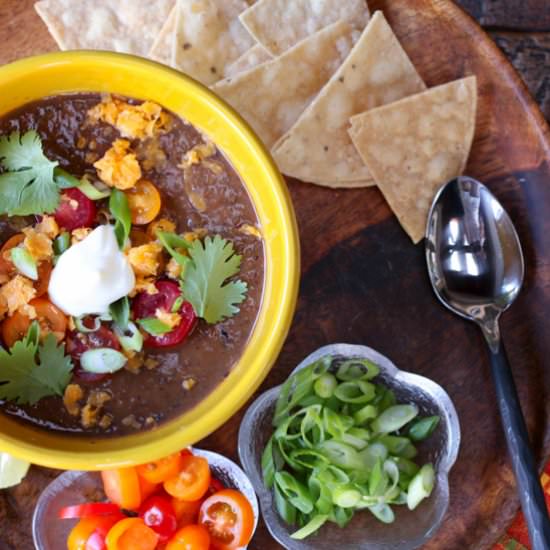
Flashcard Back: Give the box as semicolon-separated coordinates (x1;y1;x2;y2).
0;94;264;435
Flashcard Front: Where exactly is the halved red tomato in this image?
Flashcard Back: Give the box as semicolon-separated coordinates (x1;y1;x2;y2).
132;280;197;348
198;489;254;550
54;188;97;231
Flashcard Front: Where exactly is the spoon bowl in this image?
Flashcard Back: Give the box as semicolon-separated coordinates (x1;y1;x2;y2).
425;176;550;550
426;176;524;349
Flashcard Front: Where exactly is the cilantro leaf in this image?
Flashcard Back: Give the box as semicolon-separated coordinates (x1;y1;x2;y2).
157;231;191;268
0;130;60;215
0;330;73;406
182;235;248;324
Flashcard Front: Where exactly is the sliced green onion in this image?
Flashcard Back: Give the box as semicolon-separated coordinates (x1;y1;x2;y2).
314;372;337;398
77;177;111;200
80;348;127;374
10;248;37;280
114;321;143;353
322;407;353;438
54;167;81;189
395;457;421;477
374;386;397;412
340;432;369;450
371;404;419;433
290;514;328;540
157;231;191;268
408;415;440;441
368;503;395;523
53;232;71;257
353;404;378;425
262;436;277;489
318;440;364;471
109;189;131;249
332;485;362;508
74;316;101;333
336;359;380;381
333;380;375;404
407;464;435;510
376;435;414;456
274;471;314;514
329;505;353;528
138;318;172;336
171;296;184;313
274;481;296;526
368;459;387;496
289;449;329;470
110;296;130;331
360;442;388;470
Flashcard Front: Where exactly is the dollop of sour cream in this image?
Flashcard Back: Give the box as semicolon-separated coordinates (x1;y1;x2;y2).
48;225;135;317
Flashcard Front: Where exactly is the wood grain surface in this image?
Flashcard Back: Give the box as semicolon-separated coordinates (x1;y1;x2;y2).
0;1;550;549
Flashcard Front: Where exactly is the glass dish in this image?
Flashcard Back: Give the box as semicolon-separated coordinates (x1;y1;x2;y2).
32;448;259;549
238;343;460;550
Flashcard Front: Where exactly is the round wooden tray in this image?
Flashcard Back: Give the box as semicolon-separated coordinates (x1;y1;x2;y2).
1;1;549;549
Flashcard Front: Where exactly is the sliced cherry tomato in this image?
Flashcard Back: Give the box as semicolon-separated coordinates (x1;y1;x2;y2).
172;498;202;527
125;179;162;225
101;468;142;510
132;280;197;348
166;524;210;550
0;233;52;296
59;502;121;519
138;475;160;502
54;188;97;231
137;452;182;484
105;517;159;550
139;495;178;542
1;297;67;347
199;489;254;550
67;325;121;382
163;456;210;502
67;515;122;550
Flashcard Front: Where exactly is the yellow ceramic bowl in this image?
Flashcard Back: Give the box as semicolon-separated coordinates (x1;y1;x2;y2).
0;52;299;470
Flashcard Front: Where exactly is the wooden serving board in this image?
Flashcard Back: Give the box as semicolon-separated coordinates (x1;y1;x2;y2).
1;1;550;549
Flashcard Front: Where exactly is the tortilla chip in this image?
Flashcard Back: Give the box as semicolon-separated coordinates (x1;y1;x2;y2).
149;4;178;65
240;0;369;55
211;21;355;148
224;44;272;78
171;0;254;85
309;179;375;188
348;76;478;243
34;0;175;56
272;11;426;186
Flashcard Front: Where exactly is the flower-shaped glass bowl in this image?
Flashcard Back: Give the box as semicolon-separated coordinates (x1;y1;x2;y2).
238;344;460;550
32;449;259;549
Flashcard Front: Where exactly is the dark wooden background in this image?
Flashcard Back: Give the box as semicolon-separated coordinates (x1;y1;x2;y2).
0;1;549;549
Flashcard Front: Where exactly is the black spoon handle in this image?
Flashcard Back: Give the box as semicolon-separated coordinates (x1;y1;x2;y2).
488;340;550;550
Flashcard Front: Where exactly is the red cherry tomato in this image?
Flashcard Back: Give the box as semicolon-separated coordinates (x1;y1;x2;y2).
132;280;197;348
139;495;178;542
59;502;121;519
206;477;225;498
54;188;97;231
66;325;121;382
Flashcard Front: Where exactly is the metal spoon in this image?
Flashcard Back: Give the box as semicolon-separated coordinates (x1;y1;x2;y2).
425;175;550;550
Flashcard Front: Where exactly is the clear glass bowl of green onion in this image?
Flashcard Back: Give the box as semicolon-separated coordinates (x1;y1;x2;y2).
238;344;460;549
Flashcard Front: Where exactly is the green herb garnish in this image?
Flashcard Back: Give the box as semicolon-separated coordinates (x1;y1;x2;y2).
262;355;439;539
109;296;130;332
182;235;247;324
0;130;60;215
53;232;71;258
157;231;191;269
10;247;38;280
109;189;131;249
0;323;73;405
138;318;172;336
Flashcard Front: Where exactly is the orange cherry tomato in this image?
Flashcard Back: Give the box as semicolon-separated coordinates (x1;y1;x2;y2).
172;497;202;526
101;468;142;510
166;524;210;550
138;475;159;501
137;452;182;484
1;297;67;347
163;456;210;502
125;179;161;225
67;515;122;550
0;233;51;297
199;489;254;550
105;517;158;550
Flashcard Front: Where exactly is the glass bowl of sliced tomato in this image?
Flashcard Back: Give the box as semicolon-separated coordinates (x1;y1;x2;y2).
32;447;259;550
